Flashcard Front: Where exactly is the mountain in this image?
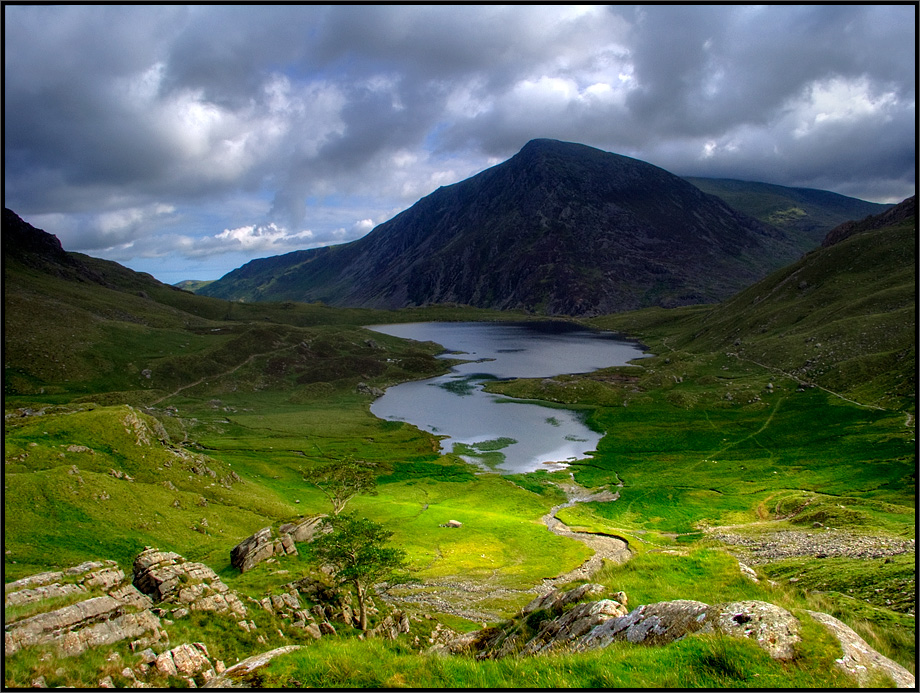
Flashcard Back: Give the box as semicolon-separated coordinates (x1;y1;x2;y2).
683;177;893;251
201;139;806;316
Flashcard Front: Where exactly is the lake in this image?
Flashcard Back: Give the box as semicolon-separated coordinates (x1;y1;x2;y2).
365;321;649;474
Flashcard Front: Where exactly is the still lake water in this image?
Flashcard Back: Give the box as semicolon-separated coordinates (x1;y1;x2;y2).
366;322;649;474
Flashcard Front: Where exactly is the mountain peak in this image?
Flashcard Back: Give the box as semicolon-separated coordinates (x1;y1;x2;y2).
202;143;798;315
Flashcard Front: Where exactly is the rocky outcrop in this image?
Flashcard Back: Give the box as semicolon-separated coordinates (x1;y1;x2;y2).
805;610;915;688
433;587;801;664
201;645;302;689
230;528;277;573
132;547;246;617
231;516;326;573
5;561;164;657
430;585;911;686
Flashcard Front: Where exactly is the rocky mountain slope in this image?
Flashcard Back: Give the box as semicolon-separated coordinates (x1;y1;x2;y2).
200;139;806;315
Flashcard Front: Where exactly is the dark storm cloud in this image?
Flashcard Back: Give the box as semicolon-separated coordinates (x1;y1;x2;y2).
3;5;914;281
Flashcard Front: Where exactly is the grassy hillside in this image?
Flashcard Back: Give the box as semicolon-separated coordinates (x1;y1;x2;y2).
684;177;892;251
594;210;915;411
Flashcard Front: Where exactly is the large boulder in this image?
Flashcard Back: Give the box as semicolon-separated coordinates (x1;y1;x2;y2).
230;528;275;573
700;600;800;660
280;515;327;543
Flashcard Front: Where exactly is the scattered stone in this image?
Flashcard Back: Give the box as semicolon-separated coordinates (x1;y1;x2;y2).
356;382;385;397
709;528;915;564
136;648;157;664
369;610;410;639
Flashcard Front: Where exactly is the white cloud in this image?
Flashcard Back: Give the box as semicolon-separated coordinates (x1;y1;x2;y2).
790;77;900;138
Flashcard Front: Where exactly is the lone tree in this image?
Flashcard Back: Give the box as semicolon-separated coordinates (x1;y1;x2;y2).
307;456;378;515
310;513;408;631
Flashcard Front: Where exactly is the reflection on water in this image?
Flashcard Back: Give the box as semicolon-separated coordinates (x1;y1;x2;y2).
366;322;649;473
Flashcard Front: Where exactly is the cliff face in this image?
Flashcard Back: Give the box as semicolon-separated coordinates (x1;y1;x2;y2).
201;140;800;315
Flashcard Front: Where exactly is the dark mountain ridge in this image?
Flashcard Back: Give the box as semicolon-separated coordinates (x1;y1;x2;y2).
201;139;802;316
822;195;916;247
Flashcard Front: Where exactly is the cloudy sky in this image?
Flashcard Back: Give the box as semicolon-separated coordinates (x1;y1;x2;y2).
4;5;916;283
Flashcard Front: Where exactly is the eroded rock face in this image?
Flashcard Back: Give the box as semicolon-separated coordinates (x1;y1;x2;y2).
4;563;163;657
133;547;246;617
523;599;629;655
575;599;711;651
201;645;302;689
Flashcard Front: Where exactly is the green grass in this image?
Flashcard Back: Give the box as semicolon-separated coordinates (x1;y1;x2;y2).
253;626;855;689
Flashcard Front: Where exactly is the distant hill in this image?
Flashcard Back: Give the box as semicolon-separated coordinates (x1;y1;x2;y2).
822;195;916;247
200;139;809;316
2;209;448;403
174;279;214;292
683;177;892;251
